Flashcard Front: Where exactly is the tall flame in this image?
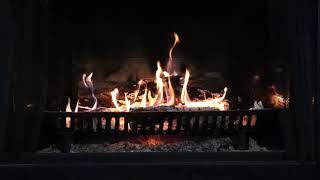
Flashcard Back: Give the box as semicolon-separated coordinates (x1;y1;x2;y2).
167;32;180;76
79;72;97;111
111;88;120;111
149;61;164;106
66;98;72;128
75;99;79;112
65;98;79;128
181;69;191;104
163;71;175;106
141;86;148;108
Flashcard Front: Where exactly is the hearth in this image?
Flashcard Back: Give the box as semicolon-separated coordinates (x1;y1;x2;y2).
0;0;319;180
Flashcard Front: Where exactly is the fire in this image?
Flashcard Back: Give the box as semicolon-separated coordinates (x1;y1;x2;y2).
75;33;230;112
107;63;228;112
125;93;131;112
111;88;121;111
167;32;180;76
66;98;72;128
79;72;97;111
270;85;287;108
163;72;175;106
180;69;228;110
141;86;148;108
65;98;79;128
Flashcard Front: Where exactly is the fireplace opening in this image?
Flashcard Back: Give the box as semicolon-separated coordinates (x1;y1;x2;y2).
1;0;319;179
32;1;291;154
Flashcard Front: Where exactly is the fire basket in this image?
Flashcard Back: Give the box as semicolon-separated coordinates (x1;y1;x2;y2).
44;109;279;152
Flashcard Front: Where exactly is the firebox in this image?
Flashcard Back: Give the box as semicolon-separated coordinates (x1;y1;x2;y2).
41;1;290;154
0;0;319;180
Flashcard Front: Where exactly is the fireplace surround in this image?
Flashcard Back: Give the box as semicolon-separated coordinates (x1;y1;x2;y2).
0;0;319;180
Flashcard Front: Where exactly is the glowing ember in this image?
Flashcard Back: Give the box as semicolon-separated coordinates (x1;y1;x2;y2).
270;85;287;108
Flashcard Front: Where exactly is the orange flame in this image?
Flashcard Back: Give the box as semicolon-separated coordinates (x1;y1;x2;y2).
270;86;286;108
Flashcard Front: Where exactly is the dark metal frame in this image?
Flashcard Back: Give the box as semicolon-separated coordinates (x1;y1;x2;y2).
44;109;279;152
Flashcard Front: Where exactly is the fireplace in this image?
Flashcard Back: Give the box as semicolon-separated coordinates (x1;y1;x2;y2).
0;0;319;179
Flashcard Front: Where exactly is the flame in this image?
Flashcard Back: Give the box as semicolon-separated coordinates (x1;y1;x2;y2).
163;71;175;106
149;61;164;106
75;99;79;112
270;85;288;108
66;98;72;128
181;69;228;110
167;32;180;76
79;73;97;111
141;86;148;108
134;80;144;102
65;98;79;128
74;33;231;112
82;74;88;88
111;88;120;111
125;93;131;112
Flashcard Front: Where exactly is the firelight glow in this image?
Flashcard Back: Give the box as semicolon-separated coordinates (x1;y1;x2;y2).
69;32;231;113
109;62;229;111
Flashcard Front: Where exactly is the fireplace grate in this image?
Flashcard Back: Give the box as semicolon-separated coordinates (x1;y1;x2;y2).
43;109;278;152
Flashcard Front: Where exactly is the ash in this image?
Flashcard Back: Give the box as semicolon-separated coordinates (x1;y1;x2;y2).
38;136;268;153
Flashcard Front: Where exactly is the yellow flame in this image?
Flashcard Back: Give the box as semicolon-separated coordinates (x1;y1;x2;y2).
77;33;231;112
181;70;191;104
148;90;156;106
111;88;120;111
169;32;180;61
141;86;148;108
66;98;72;128
163;71;175;106
75;99;79;112
65;98;79;127
153;61;164;106
125;93;131;112
181;69;228;110
167;32;180;75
